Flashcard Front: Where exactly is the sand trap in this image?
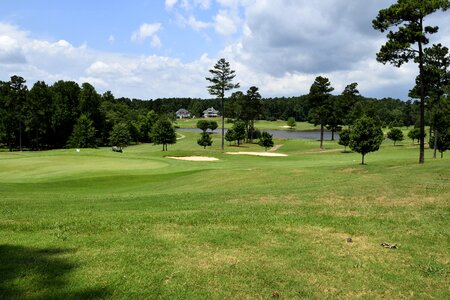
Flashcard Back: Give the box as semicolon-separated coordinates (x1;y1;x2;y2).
226;152;288;157
166;156;219;161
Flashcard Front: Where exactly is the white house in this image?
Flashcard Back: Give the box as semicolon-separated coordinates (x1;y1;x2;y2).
175;108;191;119
203;107;219;118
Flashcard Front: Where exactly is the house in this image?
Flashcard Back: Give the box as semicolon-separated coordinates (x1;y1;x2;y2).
176;108;191;119
203;107;220;118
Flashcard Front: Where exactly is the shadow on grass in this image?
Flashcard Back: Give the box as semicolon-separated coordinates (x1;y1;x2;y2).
0;244;109;300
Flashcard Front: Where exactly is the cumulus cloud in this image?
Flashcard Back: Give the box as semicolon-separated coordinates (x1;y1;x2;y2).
131;23;162;48
176;14;211;31
165;0;178;9
214;9;239;36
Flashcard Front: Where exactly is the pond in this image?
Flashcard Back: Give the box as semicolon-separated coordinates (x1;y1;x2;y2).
177;128;339;140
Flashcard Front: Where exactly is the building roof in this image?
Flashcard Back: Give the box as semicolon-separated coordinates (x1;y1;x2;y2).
176;108;190;115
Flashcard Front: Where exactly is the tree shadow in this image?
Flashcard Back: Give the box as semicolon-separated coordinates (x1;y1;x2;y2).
0;244;110;300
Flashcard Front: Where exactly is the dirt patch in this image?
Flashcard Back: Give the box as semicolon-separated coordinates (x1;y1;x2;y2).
226;152;287;157
166;156;219;161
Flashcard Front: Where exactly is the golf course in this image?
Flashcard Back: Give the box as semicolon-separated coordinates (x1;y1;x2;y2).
1;130;449;299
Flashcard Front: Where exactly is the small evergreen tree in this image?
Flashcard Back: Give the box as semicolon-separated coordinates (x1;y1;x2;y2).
109;122;131;151
387;128;404;146
208;121;218;131
196;120;210;132
67;114;97;148
225;129;235;145
232;121;246;146
258;131;274;151
349;116;384;164
197;132;213;149
408;128;425;144
429;129;450;158
287;117;296;129
151;118;177;151
338;128;351;152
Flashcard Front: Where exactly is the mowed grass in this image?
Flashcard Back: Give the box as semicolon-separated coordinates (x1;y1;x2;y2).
1;132;449;299
176;118;320;131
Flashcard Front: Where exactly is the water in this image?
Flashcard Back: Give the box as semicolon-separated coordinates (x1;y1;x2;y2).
178;128;339;140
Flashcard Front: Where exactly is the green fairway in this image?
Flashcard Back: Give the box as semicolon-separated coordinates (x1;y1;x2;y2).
1;132;449;299
176;118;320;131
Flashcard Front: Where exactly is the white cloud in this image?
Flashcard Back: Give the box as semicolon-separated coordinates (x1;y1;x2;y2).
131;23;162;48
165;0;178;9
176;14;211;31
214;10;239;36
108;34;115;44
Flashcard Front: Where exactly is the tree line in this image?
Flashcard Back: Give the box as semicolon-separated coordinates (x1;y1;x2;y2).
0;74;443;152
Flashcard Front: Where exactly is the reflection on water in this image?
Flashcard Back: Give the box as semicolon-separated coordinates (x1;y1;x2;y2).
178;128;339;140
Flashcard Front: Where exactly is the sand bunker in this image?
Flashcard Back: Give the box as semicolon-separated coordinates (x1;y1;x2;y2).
166;156;219;161
226;152;288;157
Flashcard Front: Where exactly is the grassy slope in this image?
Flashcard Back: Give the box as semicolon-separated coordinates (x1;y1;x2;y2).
0;132;449;299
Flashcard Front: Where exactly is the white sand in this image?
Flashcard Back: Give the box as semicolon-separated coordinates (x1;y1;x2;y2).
166;156;219;161
225;152;288;157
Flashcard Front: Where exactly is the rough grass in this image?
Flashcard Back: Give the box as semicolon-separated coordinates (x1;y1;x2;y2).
1;132;449;299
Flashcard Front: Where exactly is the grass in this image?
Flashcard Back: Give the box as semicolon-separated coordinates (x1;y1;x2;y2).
1;131;449;299
175;118;320;131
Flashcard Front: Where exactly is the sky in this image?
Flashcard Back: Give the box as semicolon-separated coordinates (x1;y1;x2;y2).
0;0;449;100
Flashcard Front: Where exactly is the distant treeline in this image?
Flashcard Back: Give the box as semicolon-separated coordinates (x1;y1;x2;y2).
0;75;421;151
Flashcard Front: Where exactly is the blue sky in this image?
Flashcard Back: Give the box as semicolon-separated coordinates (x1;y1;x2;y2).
1;0;449;99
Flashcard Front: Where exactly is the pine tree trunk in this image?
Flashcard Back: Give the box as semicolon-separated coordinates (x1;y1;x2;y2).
418;19;425;164
320;124;324;149
433;129;438;159
361;154;365;165
221;97;225;152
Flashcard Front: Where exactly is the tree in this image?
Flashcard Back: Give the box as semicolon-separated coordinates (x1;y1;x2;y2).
308;76;334;149
231;121;246;146
26;81;53;150
349;116;384;164
339;82;360;126
408;127;426;144
387;128;404;146
287;117;296;129
409;44;450;158
151;118;176;151
109;122;131;151
67;114;97;148
206;58;239;151
429;129;450;158
225;128;236;145
373;0;450;164
208;120;218;131
197;132;213;149
10;75;27;151
196;120;210;132
338;128;351;152
51;80;81;148
237;86;262;142
258;131;274;151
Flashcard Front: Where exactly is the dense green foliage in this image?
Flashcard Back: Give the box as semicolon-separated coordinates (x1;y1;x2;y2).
258;131;274;150
349;116;384;164
109;122;131;150
287;117;296;129
151;118;177;151
197;132;213;149
387;128;404;146
373;0;450;163
338;128;351;151
308;76;334;149
66;114;97;148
